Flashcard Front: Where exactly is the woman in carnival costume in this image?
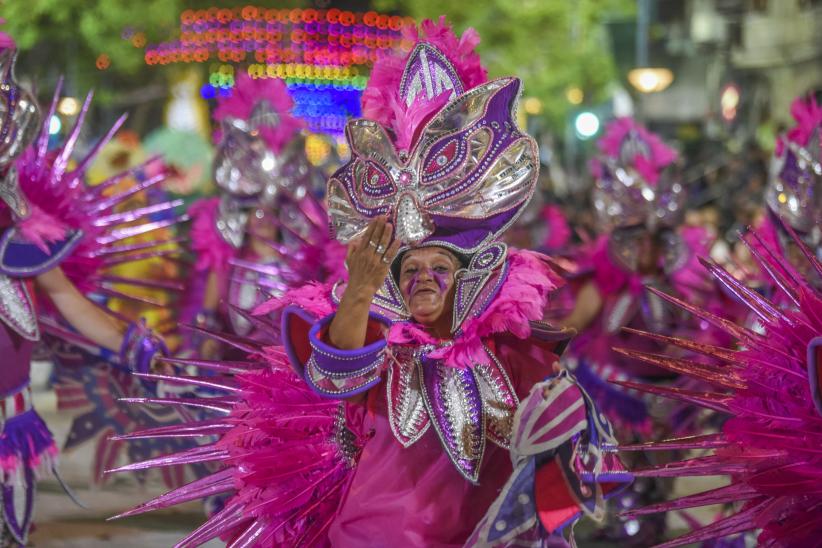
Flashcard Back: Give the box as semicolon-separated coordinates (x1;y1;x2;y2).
0;34;168;545
184;73;343;357
111;17;630;547
558;118;728;542
561;118;725;434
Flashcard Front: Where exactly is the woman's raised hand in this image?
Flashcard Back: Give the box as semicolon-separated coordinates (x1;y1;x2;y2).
345;216;401;299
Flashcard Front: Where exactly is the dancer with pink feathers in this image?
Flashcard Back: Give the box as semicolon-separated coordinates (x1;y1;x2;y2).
557;117;729;543
184;73;344;358
0;31;171;544
110;18;631;546
561;117;719;436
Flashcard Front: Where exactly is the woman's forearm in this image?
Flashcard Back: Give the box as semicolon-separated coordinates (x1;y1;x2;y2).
328;287;374;350
36;268;124;352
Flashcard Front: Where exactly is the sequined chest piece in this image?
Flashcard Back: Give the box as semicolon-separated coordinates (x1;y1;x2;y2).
386;342;518;483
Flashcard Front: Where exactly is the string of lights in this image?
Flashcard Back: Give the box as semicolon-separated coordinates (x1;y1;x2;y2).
136;7;412;136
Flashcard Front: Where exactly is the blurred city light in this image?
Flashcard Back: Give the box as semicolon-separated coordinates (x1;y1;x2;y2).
523;97;543;115
721;83;740;121
565;87;584;105
574;111;600;139
628;67;674;93
57;97;80;116
48;115;62;135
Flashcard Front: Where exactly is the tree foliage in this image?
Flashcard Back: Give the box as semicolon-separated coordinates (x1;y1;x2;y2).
374;0;635;127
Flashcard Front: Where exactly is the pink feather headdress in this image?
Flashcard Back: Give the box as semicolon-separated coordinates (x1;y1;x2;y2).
0;18;14;50
777;94;822;155
591;117;684;231
596;117;677;185
212;73;303;154
767;95;821;233
361;16;488;152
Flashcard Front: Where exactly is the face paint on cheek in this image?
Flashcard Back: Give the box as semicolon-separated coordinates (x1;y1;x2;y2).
405;268;450;297
431;270;450;292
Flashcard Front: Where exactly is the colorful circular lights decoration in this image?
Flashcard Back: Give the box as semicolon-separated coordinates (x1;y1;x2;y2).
133;7;414;136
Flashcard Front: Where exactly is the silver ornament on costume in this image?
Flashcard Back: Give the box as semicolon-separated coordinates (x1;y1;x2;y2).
766;128;821;234
0;49;40;169
212;100;313;207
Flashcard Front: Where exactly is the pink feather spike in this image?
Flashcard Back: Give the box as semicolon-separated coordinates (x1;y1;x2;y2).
175;503;250;548
49;91;94;186
96;215;186;245
109;420;234;441
739;230;801;307
88;172;170;214
132;372;240;393
109;469;236;519
91;198;183;227
118;396;234;414
180;324;263;355
621;327;741;364
157;357;265;375
65;113;128;189
621;482;759;517
35;77;63;170
697;256;790;327
82;156;167;201
654;499;771;548
107;444;229;473
612;348;746;389
610;380;732;414
619;433;728;452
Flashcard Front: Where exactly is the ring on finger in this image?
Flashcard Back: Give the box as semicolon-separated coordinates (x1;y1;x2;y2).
376;244;386;254
381;255;391;264
368;240;378;248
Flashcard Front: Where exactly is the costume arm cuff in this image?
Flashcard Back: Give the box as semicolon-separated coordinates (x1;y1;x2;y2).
120;320;168;374
304;313;387;399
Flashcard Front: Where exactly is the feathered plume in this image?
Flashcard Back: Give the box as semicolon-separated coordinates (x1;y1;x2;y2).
212;73;303;154
361;16;488;150
597;117;678;185
0;18;15;49
775;95;822;156
617;226;822;547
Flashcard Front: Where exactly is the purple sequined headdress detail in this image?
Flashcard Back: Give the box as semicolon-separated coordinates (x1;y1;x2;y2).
327;17;539;254
591;117;682;232
766;95;821;233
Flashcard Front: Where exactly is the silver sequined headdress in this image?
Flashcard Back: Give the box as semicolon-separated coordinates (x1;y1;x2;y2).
326;18;539;256
591;117;682;233
766;95;821;235
210;73;319;248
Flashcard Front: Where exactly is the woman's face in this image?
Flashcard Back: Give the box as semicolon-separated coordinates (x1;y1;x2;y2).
399;247;459;327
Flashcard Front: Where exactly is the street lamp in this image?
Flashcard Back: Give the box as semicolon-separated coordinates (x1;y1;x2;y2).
628;67;674;93
629;0;674;94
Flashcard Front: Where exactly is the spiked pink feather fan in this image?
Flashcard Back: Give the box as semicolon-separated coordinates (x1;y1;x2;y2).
212;73;303;154
616;224;822;547
5;79;185;297
361;16;488;150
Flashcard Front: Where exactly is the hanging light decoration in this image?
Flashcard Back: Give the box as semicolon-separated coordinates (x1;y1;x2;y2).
132;7;414;136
